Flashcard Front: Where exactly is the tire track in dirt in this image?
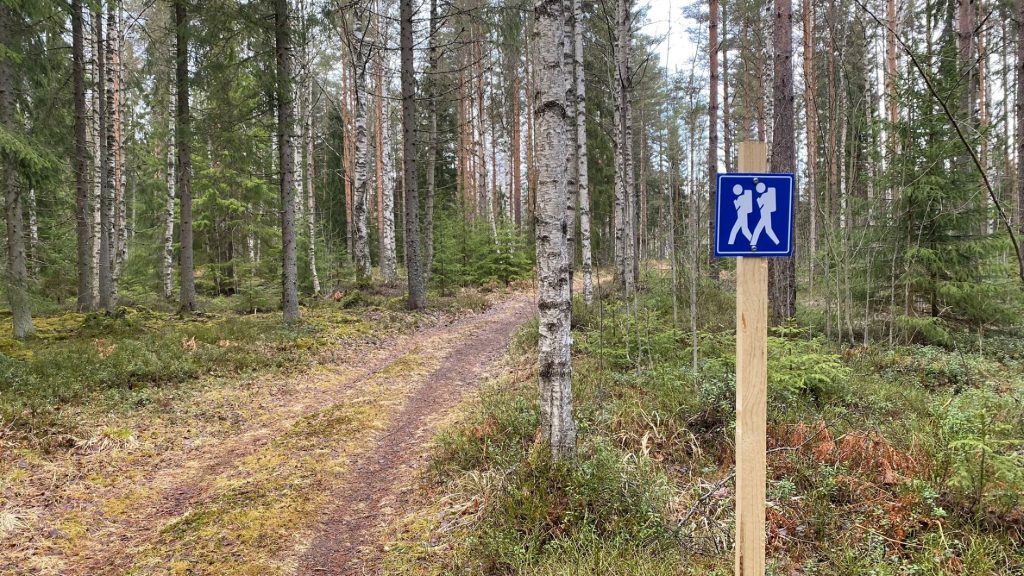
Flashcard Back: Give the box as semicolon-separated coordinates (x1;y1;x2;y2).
46;292;533;576
297;293;535;575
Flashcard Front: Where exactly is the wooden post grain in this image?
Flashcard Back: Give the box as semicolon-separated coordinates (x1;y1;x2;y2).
735;141;768;576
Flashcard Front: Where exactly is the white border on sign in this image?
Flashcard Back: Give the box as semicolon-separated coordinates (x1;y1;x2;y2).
714;173;794;257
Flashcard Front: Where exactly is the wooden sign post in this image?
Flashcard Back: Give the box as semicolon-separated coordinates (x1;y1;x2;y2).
735;141;768;576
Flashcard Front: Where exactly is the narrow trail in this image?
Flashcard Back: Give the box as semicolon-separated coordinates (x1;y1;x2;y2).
14;290;535;576
298;293;534;575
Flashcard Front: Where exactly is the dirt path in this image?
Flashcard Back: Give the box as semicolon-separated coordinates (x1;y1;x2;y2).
4;290;534;576
297;293;533;575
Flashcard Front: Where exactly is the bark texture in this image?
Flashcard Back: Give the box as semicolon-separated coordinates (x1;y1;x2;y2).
533;0;576;460
768;0;796;324
708;0;719;279
0;4;32;338
276;0;300;322
352;10;372;281
401;0;426;309
176;0;197;312
573;0;593;304
73;0;92;310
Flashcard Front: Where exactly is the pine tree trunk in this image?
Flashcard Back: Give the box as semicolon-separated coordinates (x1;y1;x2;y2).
533;0;576;460
0;4;33;339
401;0;426;309
722;5;732;172
340;54;354;261
708;0;719;280
574;0;593;304
424;0;439;282
276;0;299;322
768;0;796;325
110;3;126;308
805;0;817;292
73;0;93;310
176;0;197;312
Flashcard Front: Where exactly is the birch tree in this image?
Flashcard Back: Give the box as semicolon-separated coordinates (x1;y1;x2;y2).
97;1;114;312
574;0;593;304
534;0;576;460
163;23;176;301
349;6;372;281
300;0;320;297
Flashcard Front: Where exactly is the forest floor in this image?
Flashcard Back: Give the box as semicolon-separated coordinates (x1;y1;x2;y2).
1;285;535;576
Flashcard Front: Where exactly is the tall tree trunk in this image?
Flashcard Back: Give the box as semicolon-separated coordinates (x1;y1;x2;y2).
424;0;439;282
341;54;354;261
276;0;299;322
804;0;818;292
110;3;126;308
352;11;372;281
164;75;176;301
380;73;397;286
979;3;990;234
73;0;93;310
1018;0;1024;237
401;0;426;309
563;1;577;294
574;0;593;304
768;0;796;324
0;4;33;339
176;0;197;312
533;0;576;460
511;75;522;228
97;2;114;312
28;187;38;278
722;4;732;171
89;12;101;308
708;0;719;280
301;10;321;297
374;37;397;285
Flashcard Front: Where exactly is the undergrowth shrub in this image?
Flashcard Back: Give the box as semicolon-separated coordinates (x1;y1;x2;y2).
931;388;1024;514
472;438;675;571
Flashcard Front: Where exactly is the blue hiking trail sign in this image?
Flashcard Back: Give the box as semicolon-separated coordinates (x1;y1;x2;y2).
714;173;794;257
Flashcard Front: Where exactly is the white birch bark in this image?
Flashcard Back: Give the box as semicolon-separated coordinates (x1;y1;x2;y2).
352;10;372;280
111;3;126;307
562;0;577;293
380;85;397;285
28;187;38;278
89;11;102;309
533;0;576;460
163;59;176;301
573;0;593;304
303;31;321;296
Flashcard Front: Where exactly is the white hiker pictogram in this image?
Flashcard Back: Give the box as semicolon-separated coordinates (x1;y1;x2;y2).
751;182;780;245
727;183;754;245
